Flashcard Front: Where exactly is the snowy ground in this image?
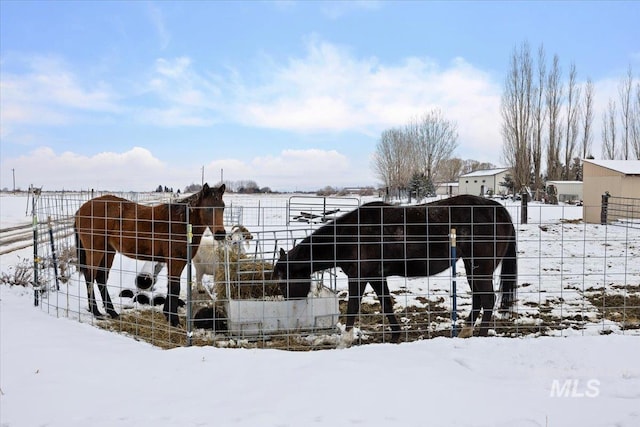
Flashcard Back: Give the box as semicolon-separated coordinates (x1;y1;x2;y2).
1;192;640;426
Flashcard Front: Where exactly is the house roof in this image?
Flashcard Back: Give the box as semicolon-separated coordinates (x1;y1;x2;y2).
546;180;583;185
583;159;640;175
459;168;509;178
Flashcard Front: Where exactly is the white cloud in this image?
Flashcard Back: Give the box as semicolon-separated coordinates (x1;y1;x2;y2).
1;147;369;192
0;55;120;137
147;2;171;50
137;57;223;126
205;149;367;191
2;36;630;188
3;147;175;192
128;39;504;150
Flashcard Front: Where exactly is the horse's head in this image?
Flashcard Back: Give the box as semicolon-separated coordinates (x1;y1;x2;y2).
273;248;312;299
230;225;253;241
193;183;226;241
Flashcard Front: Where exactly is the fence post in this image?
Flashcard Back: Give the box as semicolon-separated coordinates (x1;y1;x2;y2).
520;191;528;225
186;222;193;347
31;186;40;306
47;216;60;291
600;192;610;225
450;228;457;338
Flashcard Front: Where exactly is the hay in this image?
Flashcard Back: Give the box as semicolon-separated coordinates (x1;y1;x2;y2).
213;251;282;300
97;310;212;349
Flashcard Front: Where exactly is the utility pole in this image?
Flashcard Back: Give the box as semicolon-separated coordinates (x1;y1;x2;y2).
201;166;204;186
12;168;15;193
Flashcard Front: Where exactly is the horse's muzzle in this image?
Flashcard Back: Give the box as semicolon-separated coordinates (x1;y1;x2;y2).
213;230;226;241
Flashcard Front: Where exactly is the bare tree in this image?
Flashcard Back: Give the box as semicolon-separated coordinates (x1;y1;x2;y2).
633;82;640;159
437;157;465;183
463;159;497;174
501;41;533;192
531;45;546;199
602;99;618;159
372;128;414;194
545;54;564;180
563;63;581;179
580;78;595;159
406;108;459;181
618;65;634;159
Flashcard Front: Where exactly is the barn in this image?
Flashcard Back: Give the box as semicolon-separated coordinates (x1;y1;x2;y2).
458;168;509;196
583;159;640;224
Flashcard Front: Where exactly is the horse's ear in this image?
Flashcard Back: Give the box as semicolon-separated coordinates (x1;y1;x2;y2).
218;183;226;194
279;248;286;258
202;183;210;192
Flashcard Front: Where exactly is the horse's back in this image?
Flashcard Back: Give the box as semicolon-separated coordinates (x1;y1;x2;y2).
76;195;131;230
423;195;514;230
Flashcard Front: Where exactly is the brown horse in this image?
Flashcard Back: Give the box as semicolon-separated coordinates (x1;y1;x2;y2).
74;183;226;326
274;195;517;344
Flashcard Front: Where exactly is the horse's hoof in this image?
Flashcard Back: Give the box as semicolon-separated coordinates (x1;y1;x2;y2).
337;328;356;349
163;311;180;327
90;308;104;317
107;310;119;319
457;326;474;338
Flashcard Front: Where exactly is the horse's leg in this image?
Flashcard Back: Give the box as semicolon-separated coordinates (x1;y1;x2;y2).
152;262;164;286
83;270;103;317
195;263;205;293
369;279;401;343
82;245;105;317
475;268;496;337
163;260;185;327
339;278;368;348
458;258;480;338
96;250;118;319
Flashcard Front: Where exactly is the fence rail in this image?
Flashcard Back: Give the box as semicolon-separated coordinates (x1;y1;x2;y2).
601;194;640;228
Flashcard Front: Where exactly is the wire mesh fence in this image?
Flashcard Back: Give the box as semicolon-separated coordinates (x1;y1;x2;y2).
30;191;640;350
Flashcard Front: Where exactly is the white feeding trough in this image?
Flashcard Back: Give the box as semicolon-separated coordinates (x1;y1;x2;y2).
224;286;339;338
214;227;343;339
219;257;340;338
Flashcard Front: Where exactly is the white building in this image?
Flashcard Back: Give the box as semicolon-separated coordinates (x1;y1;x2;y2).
545;180;583;203
458;168;510;196
583;159;640;223
435;182;459;196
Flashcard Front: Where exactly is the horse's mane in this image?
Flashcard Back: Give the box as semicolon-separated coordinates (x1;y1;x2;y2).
176;190;201;205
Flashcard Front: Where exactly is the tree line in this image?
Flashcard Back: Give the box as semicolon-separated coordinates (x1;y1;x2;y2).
371;108;497;198
501;42;639;199
372;42;639;201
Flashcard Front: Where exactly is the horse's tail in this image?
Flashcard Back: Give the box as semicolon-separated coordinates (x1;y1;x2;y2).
499;230;517;313
74;220;87;279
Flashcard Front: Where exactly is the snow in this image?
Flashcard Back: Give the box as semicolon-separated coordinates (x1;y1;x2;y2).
2;193;640;426
2;285;640;427
582;159;640;175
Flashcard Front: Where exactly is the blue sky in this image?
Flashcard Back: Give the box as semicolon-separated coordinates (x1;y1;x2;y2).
1;1;638;192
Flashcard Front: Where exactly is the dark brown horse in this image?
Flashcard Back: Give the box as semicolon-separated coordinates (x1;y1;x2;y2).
74;183;226;326
273;195;517;344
